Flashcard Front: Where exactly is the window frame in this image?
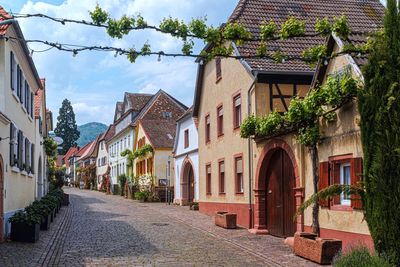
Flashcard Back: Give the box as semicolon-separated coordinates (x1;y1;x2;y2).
218;159;225;194
233;93;242;129
340;162;351;206
215;57;222;82
206;163;212;195
184;129;189;149
217;105;224;137
234;154;244;194
205;114;211;144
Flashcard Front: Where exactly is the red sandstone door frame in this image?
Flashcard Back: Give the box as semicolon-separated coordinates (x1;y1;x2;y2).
180;157;196;205
253;139;304;235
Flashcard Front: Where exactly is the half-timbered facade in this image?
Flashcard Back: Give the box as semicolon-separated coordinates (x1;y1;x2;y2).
193;0;384;250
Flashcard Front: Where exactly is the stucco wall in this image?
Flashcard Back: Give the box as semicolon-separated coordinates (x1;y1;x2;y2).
197;56;254;205
0;27;41;236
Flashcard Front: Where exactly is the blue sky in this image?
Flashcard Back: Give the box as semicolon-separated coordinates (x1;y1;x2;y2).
1;0;238;125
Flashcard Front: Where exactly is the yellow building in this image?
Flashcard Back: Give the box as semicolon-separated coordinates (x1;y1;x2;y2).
192;0;384;250
0;7;45;240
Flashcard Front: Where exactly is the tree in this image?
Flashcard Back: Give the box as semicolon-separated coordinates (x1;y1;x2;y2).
358;0;400;263
54;99;80;154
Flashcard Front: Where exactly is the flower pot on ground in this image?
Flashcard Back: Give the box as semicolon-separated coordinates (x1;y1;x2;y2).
215;211;237;229
40;213;51;231
189;202;199;211
293;232;342;265
9;211;41;243
62;193;70;206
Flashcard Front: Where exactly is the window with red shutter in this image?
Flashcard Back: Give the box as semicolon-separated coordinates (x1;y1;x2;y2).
219;161;225;194
233;95;241;129
206;164;211;195
217;106;224;136
350;157;363;209
205;115;211;143
319;162;330;208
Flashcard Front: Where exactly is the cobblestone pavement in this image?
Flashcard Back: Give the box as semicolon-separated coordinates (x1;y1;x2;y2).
0;188;318;267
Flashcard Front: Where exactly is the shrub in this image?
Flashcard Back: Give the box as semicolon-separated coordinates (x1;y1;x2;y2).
117;174;128;196
135;191;150;202
333;247;393;267
8;211;42;226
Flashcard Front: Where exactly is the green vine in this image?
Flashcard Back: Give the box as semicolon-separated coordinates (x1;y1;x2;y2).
240;71;360;146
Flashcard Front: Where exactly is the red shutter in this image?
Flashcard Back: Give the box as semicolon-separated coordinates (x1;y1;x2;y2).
329;162;341;206
350;157;363;209
319;162;330;208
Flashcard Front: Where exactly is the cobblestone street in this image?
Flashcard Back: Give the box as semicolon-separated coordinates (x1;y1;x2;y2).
0;188;317;267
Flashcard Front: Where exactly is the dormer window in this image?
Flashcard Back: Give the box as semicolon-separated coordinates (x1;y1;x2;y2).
162;112;172;119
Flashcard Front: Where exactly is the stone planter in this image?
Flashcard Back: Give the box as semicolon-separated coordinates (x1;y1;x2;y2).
215;211;237;229
62;193;70;206
10;222;40;243
293;232;342;265
40;214;51;231
51;209;55;222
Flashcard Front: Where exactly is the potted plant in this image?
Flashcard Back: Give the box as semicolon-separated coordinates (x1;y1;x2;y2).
135;191;150;202
9;211;41;243
41;196;57;222
189;202;199;211
25;201;52;231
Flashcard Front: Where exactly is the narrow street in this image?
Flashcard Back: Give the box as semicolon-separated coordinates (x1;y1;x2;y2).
0;188;316;267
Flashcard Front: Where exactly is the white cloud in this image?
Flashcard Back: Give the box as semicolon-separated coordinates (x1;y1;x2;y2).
16;0;236;125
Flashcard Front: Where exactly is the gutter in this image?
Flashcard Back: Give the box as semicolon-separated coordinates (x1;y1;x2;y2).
247;72;257;229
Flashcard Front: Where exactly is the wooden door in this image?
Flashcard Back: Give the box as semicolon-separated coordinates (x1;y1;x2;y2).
188;167;194;203
266;149;296;237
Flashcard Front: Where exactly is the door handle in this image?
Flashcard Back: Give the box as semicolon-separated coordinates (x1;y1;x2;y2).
268;190;272;194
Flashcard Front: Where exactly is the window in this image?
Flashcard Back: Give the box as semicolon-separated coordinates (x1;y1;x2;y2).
205;115;211;143
219;160;225;194
184;129;189;148
235;156;243;193
17;65;22;100
30;92;33;117
30;143;34;174
100;141;104;150
217;106;224;136
216;57;222;82
162;112;172;119
340;163;351;206
10;123;17;167
206;164;212;195
147;157;153;175
233;94;242;129
128;135;130;147
10;51;15;91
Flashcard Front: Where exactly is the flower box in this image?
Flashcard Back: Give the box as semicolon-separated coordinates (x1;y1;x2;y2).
50;209;55;222
10;222;40;243
293;232;342;265
40;214;51;231
215;211;237;229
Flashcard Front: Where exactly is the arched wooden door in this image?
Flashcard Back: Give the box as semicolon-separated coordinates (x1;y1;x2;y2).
265;149;295;237
181;162;194;205
0;155;4;242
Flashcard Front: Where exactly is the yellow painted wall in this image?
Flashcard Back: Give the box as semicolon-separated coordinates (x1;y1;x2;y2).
197;56;254;204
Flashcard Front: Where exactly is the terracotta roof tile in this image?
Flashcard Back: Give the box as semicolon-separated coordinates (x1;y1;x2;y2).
0;7;12;36
126;93;153;111
140;120;177;149
228;0;384;72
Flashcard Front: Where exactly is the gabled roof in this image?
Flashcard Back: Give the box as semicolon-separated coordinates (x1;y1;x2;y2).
63;146;79;167
81;134;101;160
139;119;177;149
126;93;153;112
0;6;42;91
193;0;384;117
76;141;93;158
100;124;115;142
177;105;193;122
227;0;384;73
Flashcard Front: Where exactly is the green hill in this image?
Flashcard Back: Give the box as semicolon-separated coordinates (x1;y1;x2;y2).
77;122;108;147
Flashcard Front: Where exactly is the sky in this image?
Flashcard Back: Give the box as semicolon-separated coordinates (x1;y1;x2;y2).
1;0;238;125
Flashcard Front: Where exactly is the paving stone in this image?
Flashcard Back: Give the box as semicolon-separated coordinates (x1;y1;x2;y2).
0;188;318;266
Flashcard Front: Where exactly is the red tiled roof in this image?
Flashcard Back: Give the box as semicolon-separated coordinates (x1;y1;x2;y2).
0;7;12;36
63;146;79;167
228;0;384;73
101;124;115;142
126;93;153;112
76;142;93;157
177;106;193;122
140;119;177;149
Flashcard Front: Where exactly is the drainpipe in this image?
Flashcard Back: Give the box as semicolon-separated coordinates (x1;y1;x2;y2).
247;73;258;229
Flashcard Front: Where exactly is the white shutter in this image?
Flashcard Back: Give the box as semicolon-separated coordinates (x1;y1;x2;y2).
236;158;243;173
234;96;241;107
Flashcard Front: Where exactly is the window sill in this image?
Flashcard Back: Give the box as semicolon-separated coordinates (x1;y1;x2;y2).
330;204;353;212
217;133;224;139
235;192;244;196
205;141;211;145
206;193;212;196
21;170;28;176
218;192;226;196
11;166;20;173
12;92;20;103
28;173;34;178
233;126;241;133
216;76;222;84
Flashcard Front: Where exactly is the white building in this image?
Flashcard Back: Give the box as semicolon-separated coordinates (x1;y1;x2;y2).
0;8;46;240
96;125;114;189
173;107;199;205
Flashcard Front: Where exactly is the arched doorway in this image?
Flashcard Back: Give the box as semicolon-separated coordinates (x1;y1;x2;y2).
265;149;295;237
181;160;195;205
0;155;4;242
253;139;304;236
